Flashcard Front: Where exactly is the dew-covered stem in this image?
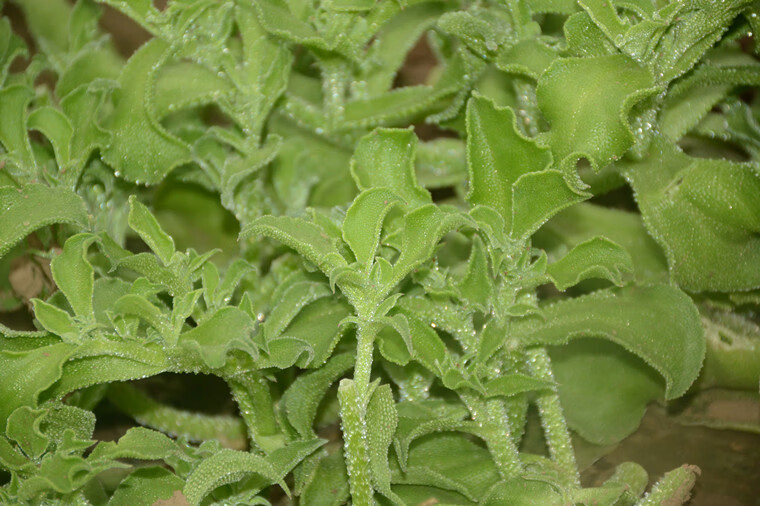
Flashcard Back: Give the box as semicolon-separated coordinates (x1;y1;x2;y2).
527;346;579;486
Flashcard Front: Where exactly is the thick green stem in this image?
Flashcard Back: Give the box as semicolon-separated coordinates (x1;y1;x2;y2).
353;320;377;397
526;347;579;486
338;379;375;506
459;390;522;479
637;465;700;506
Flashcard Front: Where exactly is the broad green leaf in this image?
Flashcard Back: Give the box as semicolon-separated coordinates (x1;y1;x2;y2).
0;184;88;258
108;467;185;506
0;343;74;426
112;294;172;342
51;233;98;320
546;236;633;290
550;339;663;445
178;307;256;369
350;128;431;209
102;39;191;184
513;285;704;399
466;95;552;229
623;140;760;291
6;406;48;459
496;39;559;80
128;196;176;266
263;278;332;342
536;54;656;171
510;170;588;239
343;188;403;271
398;433;501;501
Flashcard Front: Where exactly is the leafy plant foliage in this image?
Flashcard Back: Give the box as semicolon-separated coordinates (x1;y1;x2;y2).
0;0;758;504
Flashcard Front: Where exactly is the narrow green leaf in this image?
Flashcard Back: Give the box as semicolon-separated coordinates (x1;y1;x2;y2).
51;233;98;320
128;196;175;266
342;188;403;271
241;215;346;276
366;384;402;503
31;299;79;342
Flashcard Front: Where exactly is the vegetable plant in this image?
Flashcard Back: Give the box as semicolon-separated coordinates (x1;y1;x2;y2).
1;0;758;504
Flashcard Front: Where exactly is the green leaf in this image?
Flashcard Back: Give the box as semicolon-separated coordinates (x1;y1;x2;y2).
89;427;181;461
510;170;588;239
366;384;401;502
0;184;89;258
108;467;185;506
623;140;760;291
536;54;656;171
392;204;472;285
128;196;176;266
31;299;79;342
484;374;554;398
182;449;281;505
482;478;563;505
284;353;354;438
178;307;256;369
455;236;492;311
102;39;191;184
343;188;403;271
241;215;347;276
27;106;73;168
550;339;663;445
0;343;74;426
465;95;552;230
6;406;49;459
513;285;704;399
300;449;350;506
546;236;633;291
350;128;431;209
51;233;98;320
0;84;35;171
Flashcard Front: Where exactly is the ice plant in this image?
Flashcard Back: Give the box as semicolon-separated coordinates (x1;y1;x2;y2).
0;0;758;504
